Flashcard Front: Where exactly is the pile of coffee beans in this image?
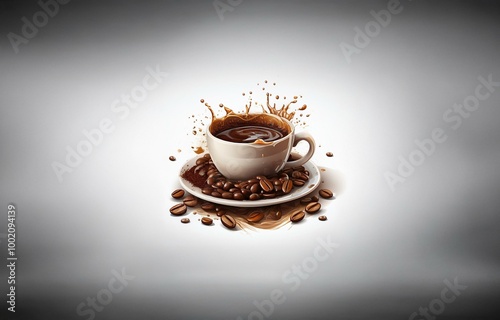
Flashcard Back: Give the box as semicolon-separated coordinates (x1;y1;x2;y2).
181;154;315;201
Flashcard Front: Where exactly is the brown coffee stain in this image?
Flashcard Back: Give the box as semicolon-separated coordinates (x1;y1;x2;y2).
187;198;315;230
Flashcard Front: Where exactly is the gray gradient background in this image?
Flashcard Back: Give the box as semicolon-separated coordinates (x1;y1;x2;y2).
1;0;500;319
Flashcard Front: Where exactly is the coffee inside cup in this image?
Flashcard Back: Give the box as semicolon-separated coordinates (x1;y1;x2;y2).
209;113;290;144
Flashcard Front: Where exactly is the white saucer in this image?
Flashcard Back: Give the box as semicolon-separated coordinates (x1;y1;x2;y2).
178;155;321;207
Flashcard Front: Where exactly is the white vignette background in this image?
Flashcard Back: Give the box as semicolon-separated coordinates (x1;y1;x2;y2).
1;0;500;319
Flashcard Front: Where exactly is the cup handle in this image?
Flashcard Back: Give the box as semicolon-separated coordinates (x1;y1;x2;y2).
284;131;316;169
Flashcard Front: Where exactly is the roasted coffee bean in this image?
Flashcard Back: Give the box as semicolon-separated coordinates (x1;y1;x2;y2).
216;188;225;194
249;193;260;200
222;192;234;199
229;188;240;193
196;157;209;165
326;152;333;157
293;166;305;172
171;189;185;199
311;195;319;202
194;164;205;173
215;181;224;188
305;202;321;214
250;183;261;194
247;178;259;184
292;171;309;180
183;195;198;207
201;217;213;225
170;203;187;216
221;215;236;229
319;215;327;221
319;189;334;199
211;191;222;198
270;208;282;220
261;193;276;199
259;178;274;192
203;153;211;160
223;181;234;191
247;211;264;223
181;218;190;223
300;197;313;204
293;179;306;187
207;171;219;178
241;189;252;198
206;177;215;186
169;156;176;161
290;210;305;223
233;192;244;200
216;210;225;217
236;181;249;189
201;202;216;211
202;187;213;195
282;180;293;194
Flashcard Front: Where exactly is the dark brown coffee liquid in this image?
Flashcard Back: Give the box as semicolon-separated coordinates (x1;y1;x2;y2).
216;125;285;143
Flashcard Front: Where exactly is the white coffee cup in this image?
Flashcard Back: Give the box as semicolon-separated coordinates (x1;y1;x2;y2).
206;113;315;180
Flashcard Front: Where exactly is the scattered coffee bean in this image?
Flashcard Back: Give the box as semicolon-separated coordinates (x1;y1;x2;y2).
290;210;305;223
326;152;333;157
170;203;187;216
311;195;319;202
247;211;264;223
221;215;237;229
305;202;321;214
171;189;185;199
319;215;327;221
183;195;198;207
181;218;190;223
201;217;213;225
169;156;176;161
319;189;334;199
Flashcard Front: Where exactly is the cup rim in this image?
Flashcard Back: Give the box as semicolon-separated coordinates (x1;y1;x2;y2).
207;113;294;145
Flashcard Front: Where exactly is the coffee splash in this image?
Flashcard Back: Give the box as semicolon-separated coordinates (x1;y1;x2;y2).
190;81;310;151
